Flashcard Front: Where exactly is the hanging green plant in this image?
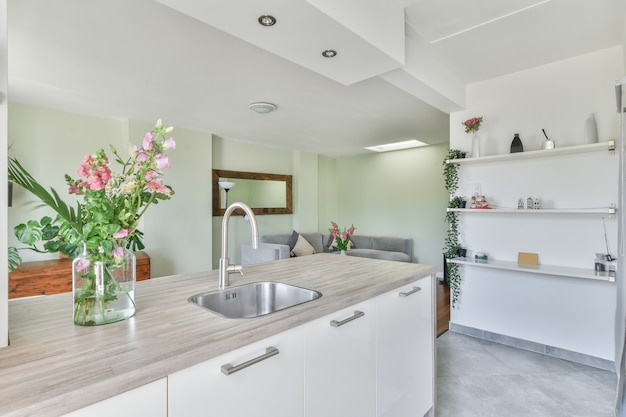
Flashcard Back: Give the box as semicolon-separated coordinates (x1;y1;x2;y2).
442;149;464;307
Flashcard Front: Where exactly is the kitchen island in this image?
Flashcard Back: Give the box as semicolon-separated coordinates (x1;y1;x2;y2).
1;254;436;417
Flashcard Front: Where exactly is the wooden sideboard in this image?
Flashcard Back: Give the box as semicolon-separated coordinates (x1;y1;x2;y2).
8;251;150;299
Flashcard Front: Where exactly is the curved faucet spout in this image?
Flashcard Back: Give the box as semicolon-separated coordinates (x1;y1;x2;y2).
219;202;259;289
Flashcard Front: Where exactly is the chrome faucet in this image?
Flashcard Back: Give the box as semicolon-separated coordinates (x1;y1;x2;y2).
218;202;259;289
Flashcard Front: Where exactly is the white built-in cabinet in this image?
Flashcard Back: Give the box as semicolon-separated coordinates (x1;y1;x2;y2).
168;326;304;417
304;299;377;417
70;275;434;417
376;278;433;417
63;378;167;417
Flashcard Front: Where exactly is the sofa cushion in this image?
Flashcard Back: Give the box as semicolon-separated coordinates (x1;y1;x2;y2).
291;234;316;257
301;232;324;254
287;230;299;250
373;237;410;254
351;235;374;249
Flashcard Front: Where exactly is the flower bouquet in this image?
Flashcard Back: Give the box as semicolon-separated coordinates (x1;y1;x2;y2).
9;119;176;325
462;116;483;133
329;221;356;252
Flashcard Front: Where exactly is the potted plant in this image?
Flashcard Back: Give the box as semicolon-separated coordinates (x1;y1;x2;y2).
442;149;463;306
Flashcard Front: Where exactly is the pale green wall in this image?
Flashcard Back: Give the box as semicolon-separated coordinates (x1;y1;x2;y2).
8;103;128;262
317;156;337;230
333;144;449;271
8;103;213;277
129;119;213;277
211;137;295;267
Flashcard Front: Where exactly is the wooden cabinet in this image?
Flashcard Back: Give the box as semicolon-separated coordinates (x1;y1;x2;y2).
376;277;434;417
9;251;150;298
303;299;377;417
168;327;304;417
62;378;167;417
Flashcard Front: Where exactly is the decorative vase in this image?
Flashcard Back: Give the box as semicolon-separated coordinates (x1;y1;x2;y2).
340;250;347;256
510;133;524;153
471;133;480;158
72;243;136;326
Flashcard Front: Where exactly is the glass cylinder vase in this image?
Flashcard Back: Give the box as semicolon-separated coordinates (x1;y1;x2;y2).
72;244;136;326
471;132;480;158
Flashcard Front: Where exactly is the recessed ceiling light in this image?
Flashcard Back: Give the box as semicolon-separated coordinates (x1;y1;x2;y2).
249;102;277;114
258;15;276;27
365;139;428;152
322;50;337;58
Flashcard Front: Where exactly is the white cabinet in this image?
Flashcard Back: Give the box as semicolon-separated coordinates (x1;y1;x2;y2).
304;299;377;417
376;277;434;417
63;378;167;417
168;326;304;417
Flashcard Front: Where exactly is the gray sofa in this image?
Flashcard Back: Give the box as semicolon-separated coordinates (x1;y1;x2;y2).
242;232;413;265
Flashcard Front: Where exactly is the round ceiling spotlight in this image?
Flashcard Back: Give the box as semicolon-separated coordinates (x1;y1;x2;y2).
249;102;277;114
258;15;277;26
322;49;338;58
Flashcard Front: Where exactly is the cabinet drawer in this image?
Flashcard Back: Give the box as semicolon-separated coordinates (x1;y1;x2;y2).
168;326;304;417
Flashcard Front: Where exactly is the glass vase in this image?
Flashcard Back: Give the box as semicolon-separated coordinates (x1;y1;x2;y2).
471;132;480;158
72;244;136;326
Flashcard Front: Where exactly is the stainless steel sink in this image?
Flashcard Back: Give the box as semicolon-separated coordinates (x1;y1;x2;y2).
189;281;322;318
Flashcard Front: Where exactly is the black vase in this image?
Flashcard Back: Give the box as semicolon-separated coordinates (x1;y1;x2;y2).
510;133;524;153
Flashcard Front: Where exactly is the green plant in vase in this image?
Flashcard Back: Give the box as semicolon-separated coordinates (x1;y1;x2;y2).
442;149;463;307
9;119;176;325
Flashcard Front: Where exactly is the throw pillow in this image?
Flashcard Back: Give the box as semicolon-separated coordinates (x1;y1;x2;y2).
291;234;316;257
287;230;299;250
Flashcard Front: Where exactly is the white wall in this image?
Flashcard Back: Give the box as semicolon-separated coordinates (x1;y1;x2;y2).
449;46;624;361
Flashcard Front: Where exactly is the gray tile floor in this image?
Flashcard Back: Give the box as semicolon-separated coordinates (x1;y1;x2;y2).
437;331;617;417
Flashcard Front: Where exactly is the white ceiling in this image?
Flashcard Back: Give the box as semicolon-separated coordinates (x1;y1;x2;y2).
7;0;625;157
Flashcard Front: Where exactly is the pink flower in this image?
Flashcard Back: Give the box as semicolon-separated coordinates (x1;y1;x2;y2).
113;229;129;239
163;137;176;150
148;180;171;195
462;116;483;133
112;246;124;259
155;155;171;170
135;151;148;163
143;132;154;151
75;257;91;274
347;225;355;236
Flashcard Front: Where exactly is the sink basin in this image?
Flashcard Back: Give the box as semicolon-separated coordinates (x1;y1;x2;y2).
189;281;322;318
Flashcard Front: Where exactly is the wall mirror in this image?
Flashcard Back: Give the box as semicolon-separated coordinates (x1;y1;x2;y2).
212;169;293;216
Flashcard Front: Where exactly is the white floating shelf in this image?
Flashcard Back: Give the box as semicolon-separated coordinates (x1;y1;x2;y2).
447;207;616;215
448;257;615;283
446;141;614;165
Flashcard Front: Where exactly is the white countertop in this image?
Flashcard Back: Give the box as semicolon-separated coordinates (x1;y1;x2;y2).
0;254;435;416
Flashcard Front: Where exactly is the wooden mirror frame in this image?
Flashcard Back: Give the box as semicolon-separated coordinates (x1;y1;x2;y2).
212;169;293;216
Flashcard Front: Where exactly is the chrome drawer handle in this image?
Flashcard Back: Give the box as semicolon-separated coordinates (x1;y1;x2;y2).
399;286;421;297
221;346;279;375
330;310;364;327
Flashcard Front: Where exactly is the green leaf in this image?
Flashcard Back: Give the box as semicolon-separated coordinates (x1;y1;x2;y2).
40;216;53;226
41;224;61;241
15;222;43;245
8;247;22;272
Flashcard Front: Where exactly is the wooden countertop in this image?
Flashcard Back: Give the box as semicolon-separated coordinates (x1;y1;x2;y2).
0;254;436;417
